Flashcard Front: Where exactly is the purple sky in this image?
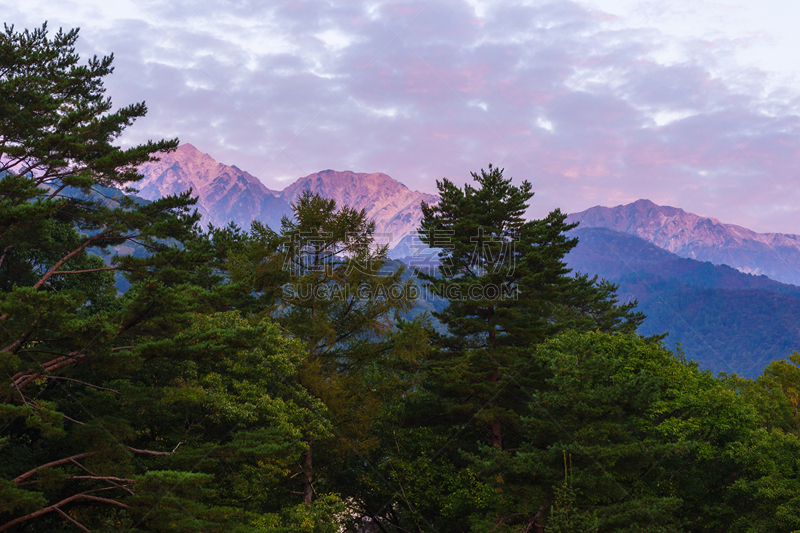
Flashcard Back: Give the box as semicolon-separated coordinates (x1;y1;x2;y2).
4;0;800;233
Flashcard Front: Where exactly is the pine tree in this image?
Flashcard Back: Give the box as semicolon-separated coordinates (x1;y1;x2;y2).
416;165;643;452
0;23;210;530
276;190;416;504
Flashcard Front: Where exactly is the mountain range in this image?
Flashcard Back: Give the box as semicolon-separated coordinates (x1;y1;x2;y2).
130;145;800;376
135;144;437;247
136;146;800;285
567;199;800;286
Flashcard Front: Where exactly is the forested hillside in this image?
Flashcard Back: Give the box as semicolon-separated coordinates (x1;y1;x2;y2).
566;227;800;376
3;23;800;533
566;227;800;297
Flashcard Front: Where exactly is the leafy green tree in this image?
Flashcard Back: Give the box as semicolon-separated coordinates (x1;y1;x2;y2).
120;312;340;532
1;312;341;532
722;353;800;532
204;221;289;315
504;331;751;532
348;167;646;531
384;332;754;532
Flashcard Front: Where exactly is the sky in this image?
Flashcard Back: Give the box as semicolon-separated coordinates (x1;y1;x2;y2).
4;0;800;233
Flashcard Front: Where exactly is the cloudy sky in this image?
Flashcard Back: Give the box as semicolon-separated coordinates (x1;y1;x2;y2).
4;0;800;233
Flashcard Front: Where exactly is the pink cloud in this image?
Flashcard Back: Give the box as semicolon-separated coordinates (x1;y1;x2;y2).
3;0;799;233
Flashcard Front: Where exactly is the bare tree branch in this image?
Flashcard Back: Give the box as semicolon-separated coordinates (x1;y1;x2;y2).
67;476;136;485
1;319;38;353
54;507;91;533
0;493;129;532
49;266;119;276
14;453;91;484
38;375;121;394
62;414;85;425
126;446;171;456
12;446;172;486
7;371;32;408
9;351;86;395
33;233;108;290
6;345;134;401
62;459;135;495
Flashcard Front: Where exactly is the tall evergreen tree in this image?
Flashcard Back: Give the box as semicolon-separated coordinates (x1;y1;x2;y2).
416;165;643;451
272;191;416;504
0;23;213;530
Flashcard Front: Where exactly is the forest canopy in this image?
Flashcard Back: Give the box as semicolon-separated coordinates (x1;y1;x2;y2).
2;22;800;533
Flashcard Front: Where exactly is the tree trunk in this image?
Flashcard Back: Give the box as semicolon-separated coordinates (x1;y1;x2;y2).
302;439;313;504
488;311;504;489
490;370;503;450
488;312;502;451
301;242;319;504
526;496;551;533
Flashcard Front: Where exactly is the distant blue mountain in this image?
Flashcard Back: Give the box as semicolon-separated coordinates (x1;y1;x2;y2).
566;226;800;377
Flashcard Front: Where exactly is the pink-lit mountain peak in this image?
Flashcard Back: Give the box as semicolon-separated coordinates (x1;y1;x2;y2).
283;169;430;203
281;169;439;245
137;143;277;199
135;143;288;229
572;199;799;250
568;199;800;285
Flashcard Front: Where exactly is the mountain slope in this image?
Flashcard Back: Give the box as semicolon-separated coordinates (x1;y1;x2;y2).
566;227;800;377
567;199;800;285
567;227;800;299
281;170;438;246
136;144;292;230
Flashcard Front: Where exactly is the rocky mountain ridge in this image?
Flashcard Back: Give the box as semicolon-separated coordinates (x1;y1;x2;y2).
281;170;438;246
136;144;291;230
567;199;800;286
135;144;437;246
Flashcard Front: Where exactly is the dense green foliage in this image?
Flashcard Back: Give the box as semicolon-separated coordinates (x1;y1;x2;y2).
2;23;800;533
